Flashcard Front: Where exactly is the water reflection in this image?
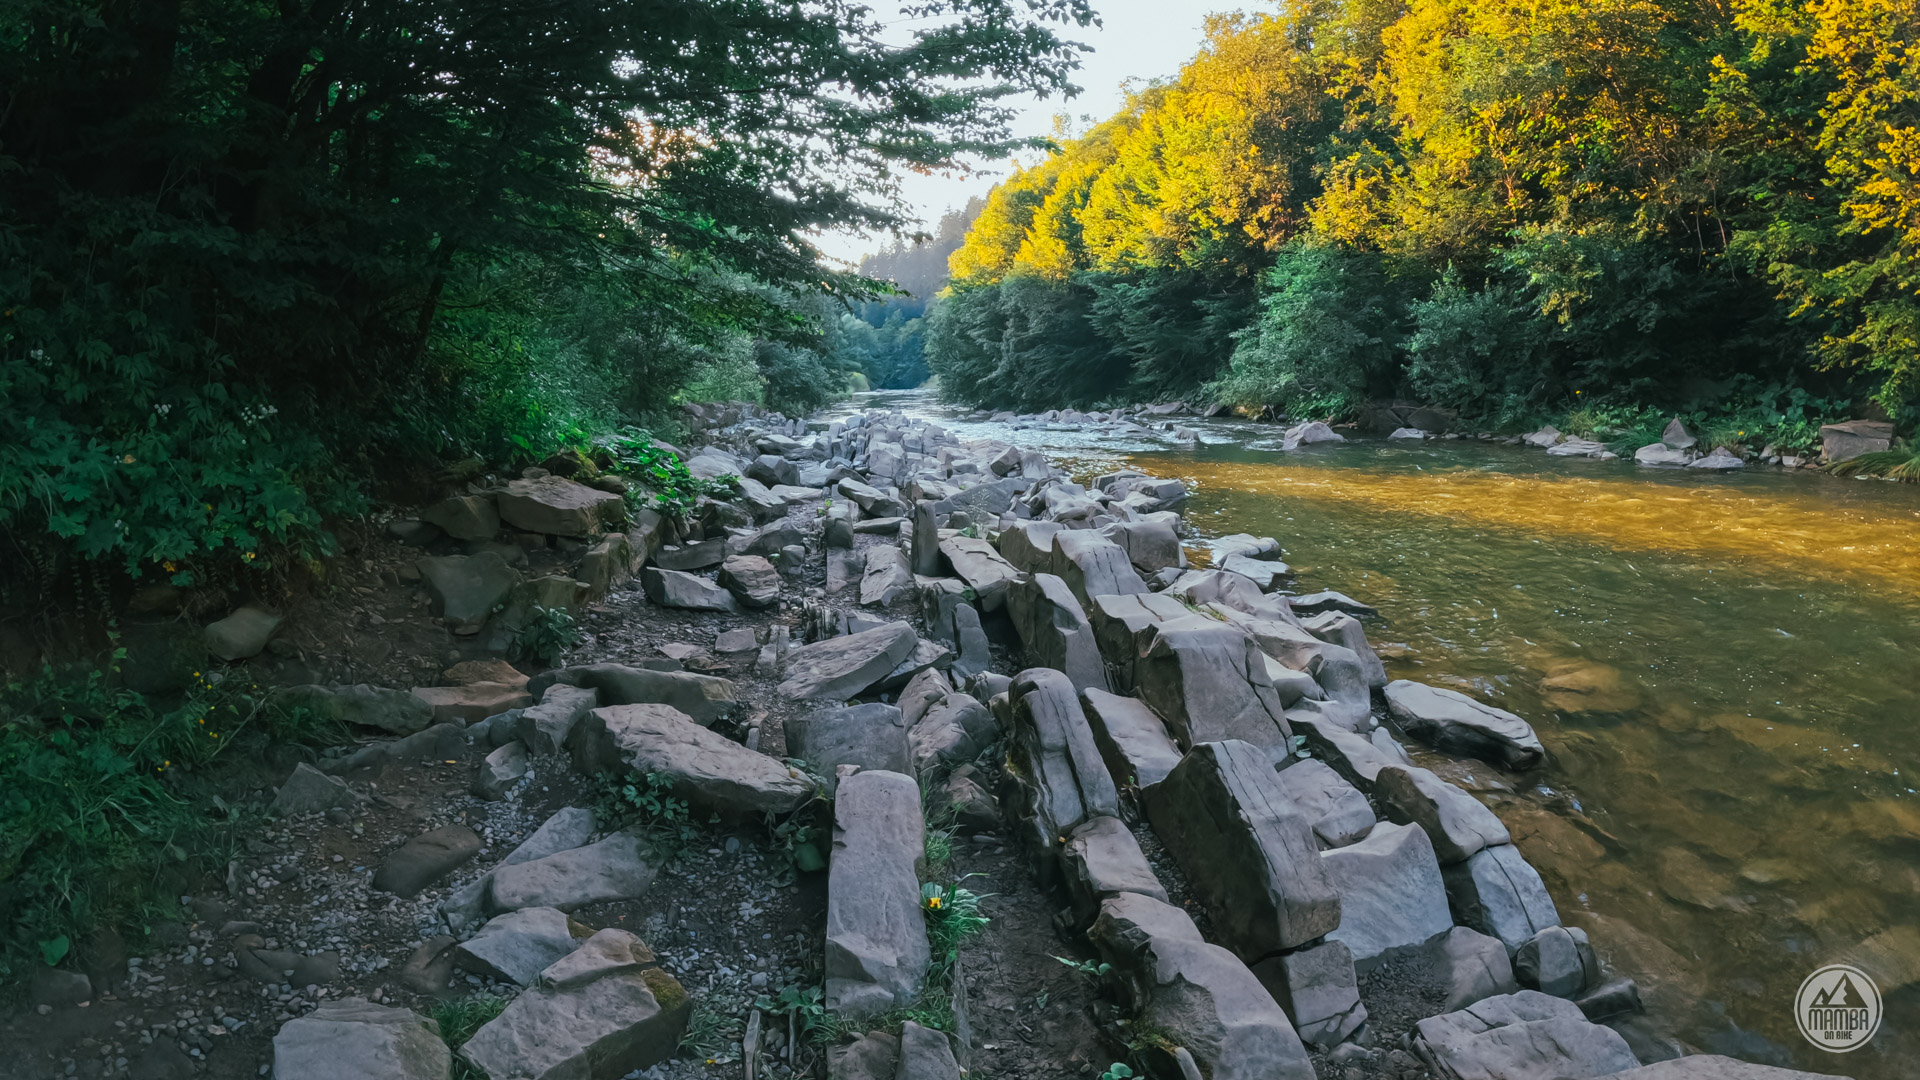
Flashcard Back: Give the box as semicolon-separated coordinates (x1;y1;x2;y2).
844;391;1918;1074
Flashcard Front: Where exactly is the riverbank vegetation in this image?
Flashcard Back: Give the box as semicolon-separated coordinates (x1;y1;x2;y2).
927;0;1920;447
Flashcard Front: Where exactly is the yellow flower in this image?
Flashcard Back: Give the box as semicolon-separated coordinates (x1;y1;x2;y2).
926;895;944;911
122;454;136;464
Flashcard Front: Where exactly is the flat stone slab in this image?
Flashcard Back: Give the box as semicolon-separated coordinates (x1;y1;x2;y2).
1319;821;1452;966
1374;765;1512;864
460;963;689;1080
1384;680;1544;770
826;769;930;1018
373;824;482;899
938;535;1021;611
787;703;911;794
1061;815;1169;925
272;998;450;1080
516;684;600;755
777;622;919;701
1413;990;1638;1080
569;704;813;818
642;566;739;612
411;682;533;724
1134;620;1292;752
497;476;623;537
487;831;657;913
456;907;580;986
441;808;596;930
532;663;737;726
1080;688;1182;791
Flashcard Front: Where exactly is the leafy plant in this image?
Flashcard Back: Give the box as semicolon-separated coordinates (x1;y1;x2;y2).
605;428;741;516
597;773;704;859
1102;1064;1137;1080
511;607;581;668
678;1005;745;1064
1827;448;1920;482
1054;954;1113;983
752;983;853;1047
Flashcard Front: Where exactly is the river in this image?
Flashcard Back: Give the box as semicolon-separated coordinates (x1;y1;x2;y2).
833;389;1920;1077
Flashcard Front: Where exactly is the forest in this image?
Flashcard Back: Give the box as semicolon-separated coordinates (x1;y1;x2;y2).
928;0;1919;450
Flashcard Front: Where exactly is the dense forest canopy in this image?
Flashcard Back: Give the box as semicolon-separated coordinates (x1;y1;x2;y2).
838;199;987;389
927;0;1920;443
0;0;1096;593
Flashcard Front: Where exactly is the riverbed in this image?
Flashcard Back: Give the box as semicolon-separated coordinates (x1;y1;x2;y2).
836;389;1919;1077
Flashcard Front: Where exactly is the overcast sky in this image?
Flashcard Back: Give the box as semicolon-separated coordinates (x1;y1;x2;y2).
814;1;1275;265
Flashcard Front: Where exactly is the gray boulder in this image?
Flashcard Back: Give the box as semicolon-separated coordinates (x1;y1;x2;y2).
654;539;727;571
272;998;449;1080
1290;713;1410;786
1217;553;1286;591
205;605;283;661
1210;534;1283;562
1050;531;1148;607
487;831;658;913
271;763;363;816
937;535;1021;611
1098;518;1184;574
1318;821;1452;966
1252;939;1366;1049
1133;620;1291;751
1300;611;1387;688
1270;758;1375;848
1634;442;1694;468
1413;991;1637;1080
1087;591;1192;692
421;495;501;541
497;476;623;537
538;927;655;990
896;1021;962;1080
787;703;911;794
1384;681;1544;769
1428;925;1520;1011
717;555;781;609
532;663;737;726
1088;892;1315;1080
1689;447;1745;470
1373;764;1513;864
568;704;813;818
274;683;434;736
829;1032;901;1080
642;566;739;612
471;741;529;801
1080;688;1182;791
1004;668;1121;862
441;808;595;930
860;545;915;607
460;959;689;1080
455;906;580;986
1514;926;1600;999
778;622;919;701
911;502;941;577
997;520;1062;573
906;695;995;778
372;824;481;899
418;552;522;634
515;683;601;756
1061;815;1169;925
1443;844;1562;951
826;770;930;1017
1819;418;1894;463
1006;573;1110;694
1143;739;1340;958
1288;590;1377;618
1661;418;1698;450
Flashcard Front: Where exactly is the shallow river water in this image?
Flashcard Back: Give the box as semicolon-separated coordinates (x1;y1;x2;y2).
838;390;1920;1076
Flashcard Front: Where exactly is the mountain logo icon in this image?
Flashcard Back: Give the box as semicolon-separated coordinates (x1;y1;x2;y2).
1795;964;1882;1053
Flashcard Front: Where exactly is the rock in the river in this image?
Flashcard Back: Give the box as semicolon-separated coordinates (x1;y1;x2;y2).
1271;757;1375;848
642;565;739;612
1514;925;1600;999
421;495;501;541
787;703;911;794
272;998;450;1080
1634;442;1694;467
717;555;781;609
460;957;689;1080
271;762;363;815
826;770;930;1017
455;907;580;986
1287;590;1377;618
1688;447;1746;470
497;475;624;537
937;535;1021;611
515;683;601;756
1384;680;1544;770
1318;821;1452;966
472;740;529;800
487;831;657;913
1080;688;1182;791
204;605;283;661
1373;764;1512;863
1428;925;1520;1011
860;545;915;607
1413;990;1637;1080
568;704;812;817
778;622;919;701
1133;621;1291;751
1061;815;1169;925
1004;669;1121;864
1819;419;1894;463
416;552;523;633
276;683;435;735
1007;573;1110;694
373;824;482;899
1289;713;1409;786
1603;1056;1839;1079
1217;553;1287;591
1443;843;1562;951
1089;892;1315;1080
1050;531;1148;607
532;663;738;726
1143;739;1341;958
1300;610;1387;688
1252;939;1367;1050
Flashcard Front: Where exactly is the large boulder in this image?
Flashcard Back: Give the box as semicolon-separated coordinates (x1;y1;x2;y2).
641;566;739;613
1080;688;1182;791
1099;518;1184;574
1252;939;1367;1050
1373;765;1512;864
906;695;996;778
1300;611;1387;688
826;770;930;1017
1443;843;1562;951
454;907;580;986
1006;573;1110;694
515;684;601;756
1270;758;1374;848
421;495;500;541
1133;620;1292;751
497;476;624;538
1143;739;1340;959
372;824;482;899
532;663;737;726
937;535;1022;611
1514;926;1600;999
460;954;690;1080
1004;669;1121;861
860;545;915;607
786;703;911;794
1060;814;1169;926
417;552;522;634
1413;991;1638;1080
568;704;813;817
1050;531;1148;607
1384;681;1544;770
998;520;1062;573
272;998;450;1080
273;684;433;736
717;555;780;609
487;831;658;913
1087;591;1192;692
1634;442;1694;468
1318;821;1452;966
1088;892;1315;1080
1819;419;1894;463
778;622;919;701
1428;926;1520;1011
204;605;283;661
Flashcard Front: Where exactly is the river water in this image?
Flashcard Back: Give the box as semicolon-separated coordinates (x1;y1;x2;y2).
834;389;1919;1076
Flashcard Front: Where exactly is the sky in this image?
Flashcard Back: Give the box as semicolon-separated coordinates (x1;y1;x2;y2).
814;1;1275;266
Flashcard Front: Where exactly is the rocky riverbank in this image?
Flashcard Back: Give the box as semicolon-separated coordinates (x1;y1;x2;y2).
1;402;1844;1080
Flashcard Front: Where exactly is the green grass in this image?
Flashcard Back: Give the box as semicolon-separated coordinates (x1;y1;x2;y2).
1828;448;1920;482
432;994;510;1080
